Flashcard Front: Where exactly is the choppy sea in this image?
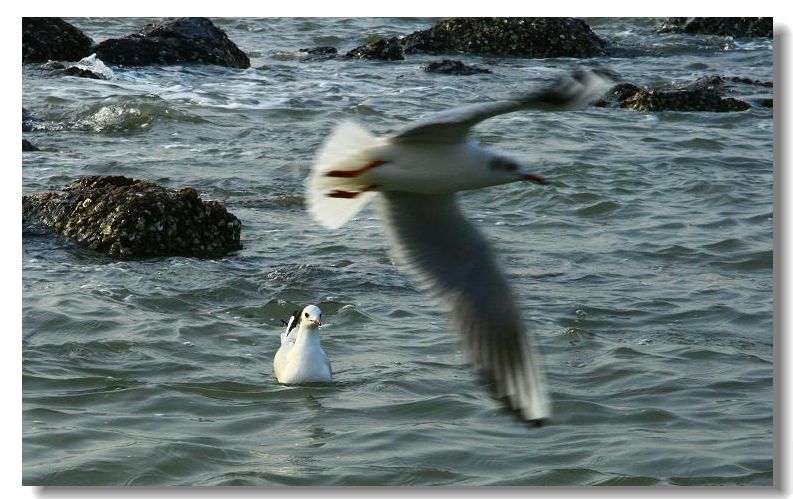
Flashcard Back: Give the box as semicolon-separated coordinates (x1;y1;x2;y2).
21;17;774;486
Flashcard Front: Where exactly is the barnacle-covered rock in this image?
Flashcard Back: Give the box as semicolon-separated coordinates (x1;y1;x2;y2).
347;17;607;60
404;17;607;58
345;36;405;60
595;76;765;112
299;46;338;56
424;59;492;75
297;46;338;62
22;176;242;258
660;17;772;38
23;17;94;63
94;17;250;68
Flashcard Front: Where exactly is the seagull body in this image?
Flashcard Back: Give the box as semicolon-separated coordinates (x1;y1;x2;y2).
274;305;332;384
306;71;611;423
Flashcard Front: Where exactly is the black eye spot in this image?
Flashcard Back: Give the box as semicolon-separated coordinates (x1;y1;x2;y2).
304;312;309;318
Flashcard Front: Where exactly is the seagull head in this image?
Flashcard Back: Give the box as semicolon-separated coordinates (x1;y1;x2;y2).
487;155;548;186
300;305;323;328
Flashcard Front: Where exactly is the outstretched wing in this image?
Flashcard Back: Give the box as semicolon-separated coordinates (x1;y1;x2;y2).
391;69;613;144
379;191;551;423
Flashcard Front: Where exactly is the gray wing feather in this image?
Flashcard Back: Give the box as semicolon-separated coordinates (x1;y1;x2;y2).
379;191;551;423
391;69;613;144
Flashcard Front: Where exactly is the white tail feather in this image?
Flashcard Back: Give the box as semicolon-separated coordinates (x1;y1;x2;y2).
306;120;381;229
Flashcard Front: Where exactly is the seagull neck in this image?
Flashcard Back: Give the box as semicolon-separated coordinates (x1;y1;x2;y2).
295;325;321;348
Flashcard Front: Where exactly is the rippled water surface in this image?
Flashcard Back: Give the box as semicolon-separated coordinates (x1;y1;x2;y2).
22;17;774;486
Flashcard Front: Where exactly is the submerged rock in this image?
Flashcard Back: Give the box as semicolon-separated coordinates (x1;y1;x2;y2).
298;46;338;61
596;76;756;112
660;17;772;38
346;36;405;60
23;17;93;63
42;54;115;80
22;139;38;152
22;176;242;258
94;17;250;68
424;59;492;75
299;46;338;56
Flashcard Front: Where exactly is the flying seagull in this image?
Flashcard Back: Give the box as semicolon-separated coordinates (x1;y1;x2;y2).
306;70;612;424
274;305;332;384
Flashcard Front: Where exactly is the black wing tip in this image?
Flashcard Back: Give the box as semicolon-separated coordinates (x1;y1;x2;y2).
497;393;552;427
528;417;550;428
533;68;616;107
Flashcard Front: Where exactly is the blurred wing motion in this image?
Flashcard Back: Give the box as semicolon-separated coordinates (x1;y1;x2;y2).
391;69;614;144
379;191;551;423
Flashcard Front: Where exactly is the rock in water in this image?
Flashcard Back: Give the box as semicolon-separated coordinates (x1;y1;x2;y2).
94;17;250;68
345;37;405;60
596;76;754;112
424;59;492;75
23;17;93;63
345;18;606;61
22;176;242;258
404;17;607;58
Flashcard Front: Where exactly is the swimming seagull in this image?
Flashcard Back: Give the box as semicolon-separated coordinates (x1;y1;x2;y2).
274;305;332;384
306;70;612;424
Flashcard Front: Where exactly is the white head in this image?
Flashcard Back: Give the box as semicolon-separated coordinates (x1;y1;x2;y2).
299;305;322;329
486;153;548;187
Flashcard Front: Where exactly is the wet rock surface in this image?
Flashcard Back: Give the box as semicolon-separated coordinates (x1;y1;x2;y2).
42;60;105;79
299;46;338;56
298;46;339;61
346;37;405;60
595;75;771;112
403;17;607;58
22;176;242;259
660;17;772;38
23;17;94;63
94;17;250;68
424;59;492;75
346;17;606;61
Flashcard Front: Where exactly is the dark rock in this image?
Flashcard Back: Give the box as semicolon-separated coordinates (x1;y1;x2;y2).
728;76;773;88
299;46;337;56
596;76;752;112
22;176;242;259
61;66;103;79
23;17;94;63
94;17;250;68
759;98;773;108
594;82;642;106
22;139;38;152
660;17;772;38
40;58;108;79
43;60;67;70
345;18;606;61
424;59;492;75
404;17;607;58
346;36;405;60
33;59;108;79
298;46;338;61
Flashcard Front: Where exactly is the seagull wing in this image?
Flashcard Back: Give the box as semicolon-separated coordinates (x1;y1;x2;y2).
391;69;613;144
379;191;551;423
